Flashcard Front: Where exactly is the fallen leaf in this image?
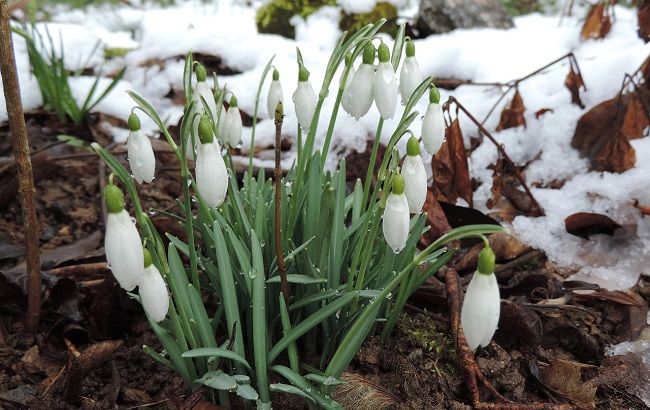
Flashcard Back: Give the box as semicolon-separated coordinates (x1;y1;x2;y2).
565;212;622;239
420;190;453;247
439;200;501;227
496;90;527;131
432;119;473;206
494;302;543;349
593;132;636;173
541;360;596;408
572;289;645;307
621;92;650;140
580;2;612;40
565;65;586;108
638;0;650;43
486;154;505;209
535;108;554;119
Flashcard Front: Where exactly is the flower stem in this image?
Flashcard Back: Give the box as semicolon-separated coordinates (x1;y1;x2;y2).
362;118;384;208
274;103;290;305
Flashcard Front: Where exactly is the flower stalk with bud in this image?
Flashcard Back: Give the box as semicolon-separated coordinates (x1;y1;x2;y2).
126;112;155;184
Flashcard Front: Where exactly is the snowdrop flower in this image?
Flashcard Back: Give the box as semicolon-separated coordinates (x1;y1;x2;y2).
382;174;410;254
373;42;398;120
461;245;501;351
213;88;227;144
103;181;144;291
421;87;446;155
193;64;218;123
402;137;427;213
342;42;375;120
225;95;243;148
195;115;228;207
267;68;284;119
126;113;155;184
139;248;169;323
399;39;423;105
292;65;317;131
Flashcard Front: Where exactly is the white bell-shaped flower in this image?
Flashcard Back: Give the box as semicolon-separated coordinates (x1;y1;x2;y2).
195;115;228;207
421;87;446;155
342;43;375;120
126;113;155;184
461;246;501;351
382;174;410;254
402;137;427;213
139;249;169;323
193;64;218;119
373;43;398;120
399;40;423;105
267;68;284;119
292;65;317;131
103;183;144;291
225;95;243;148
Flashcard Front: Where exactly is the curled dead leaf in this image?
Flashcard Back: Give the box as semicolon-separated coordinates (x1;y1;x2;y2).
496;90;527;131
541;360;596;408
431;119;473;206
486;154;505;209
580;2;612;41
565;65;586;108
565;212;622;239
638;0;650;43
420;190;452;247
534;108;554;119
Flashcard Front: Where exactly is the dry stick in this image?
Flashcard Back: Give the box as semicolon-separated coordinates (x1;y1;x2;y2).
443;267;573;410
0;0;41;333
273;102;290;305
445;96;545;217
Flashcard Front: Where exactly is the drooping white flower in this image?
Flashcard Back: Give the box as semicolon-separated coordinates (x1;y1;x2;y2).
421;87;446;155
342;43;375;120
195;115;228;207
292;65;317;130
399;40;423;105
225;95;243;148
402;137;427;213
382;174;410;254
461;246;501;351
193;64;218;122
126;113;155;184
103;183;144;291
139;249;169;323
267;68;284;119
373;42;398;120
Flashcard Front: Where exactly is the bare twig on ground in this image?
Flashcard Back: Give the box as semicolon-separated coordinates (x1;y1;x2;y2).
273;102;290;305
0;0;41;332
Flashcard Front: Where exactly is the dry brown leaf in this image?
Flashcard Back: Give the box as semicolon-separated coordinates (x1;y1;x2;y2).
496;90;527;131
432;119;473;206
580;2;612;40
420;190;452;247
573;289;646;307
486;154;505;209
565;212;622;239
593;131;636;173
638;0;650;43
541;360;596;408
535;108;554;119
621;93;650;140
565;65;586;108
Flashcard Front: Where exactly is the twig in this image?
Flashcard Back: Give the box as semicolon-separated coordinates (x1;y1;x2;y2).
273;102;290;305
444;97;545;217
0;0;41;333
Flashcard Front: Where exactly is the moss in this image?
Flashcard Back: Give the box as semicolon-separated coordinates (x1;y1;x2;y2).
339;2;398;38
398;313;449;353
256;0;336;38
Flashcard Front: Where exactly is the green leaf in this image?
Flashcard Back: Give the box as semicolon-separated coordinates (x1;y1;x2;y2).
271;365;342;409
196;371;238;391
236;383;259;401
266;274;327;285
182;348;252;371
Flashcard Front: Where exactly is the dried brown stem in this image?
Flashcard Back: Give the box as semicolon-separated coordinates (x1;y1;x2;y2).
444;96;545;217
273;102;290;305
0;0;41;332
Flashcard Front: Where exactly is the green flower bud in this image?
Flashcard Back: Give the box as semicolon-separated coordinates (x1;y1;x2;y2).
298;65;310;82
405;39;415;57
406;136;420;156
362;42;375;65
273;68;280;81
128;112;141;132
195;64;207;82
213;87;222;102
229;95;238;108
378;43;390;63
143;247;153;268
429;86;440;104
391;174;405;195
477;245;496;275
198;115;214;144
104;183;124;214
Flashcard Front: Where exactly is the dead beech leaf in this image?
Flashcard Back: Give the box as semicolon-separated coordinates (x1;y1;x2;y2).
639;0;650;43
541;360;596;408
565;212;622;239
535;108;554;119
592;132;636;173
565;65;586;108
622;93;650;140
486;154;505;209
420;190;452;247
496;90;527;131
432;119;473;206
580;2;612;40
572;289;645;307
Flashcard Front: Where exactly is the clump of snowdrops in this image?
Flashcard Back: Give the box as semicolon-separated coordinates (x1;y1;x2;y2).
94;20;503;408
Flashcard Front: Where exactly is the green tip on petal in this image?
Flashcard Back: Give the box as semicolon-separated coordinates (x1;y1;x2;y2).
298;65;310;82
198;115;214;144
362;42;375;65
213;87;222;101
405;39;415;57
230;95;238;107
273;68;279;81
391;174;405;195
406;137;420;156
478;245;496;275
195;64;207;82
127;112;141;132
143;248;153;268
429;86;440;104
274;101;284;122
104;183;124;214
377;42;390;63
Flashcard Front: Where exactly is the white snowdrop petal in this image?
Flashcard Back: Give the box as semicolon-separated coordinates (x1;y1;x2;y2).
342;63;374;120
292;81;317;130
105;210;144;291
216;107;227;144
421;103;446;155
196;142;228;207
195;81;218;121
127;129;156;184
399;56;423;105
461;271;501;351
139;265;169;322
382;193;410;254
267;80;284;119
402;155;427;213
225;106;243;148
373;62;398;120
